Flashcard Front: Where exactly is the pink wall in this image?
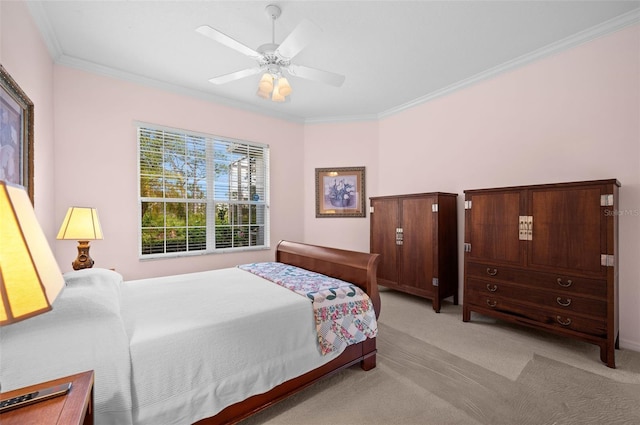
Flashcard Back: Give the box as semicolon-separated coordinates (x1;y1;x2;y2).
52;68;305;279
376;25;640;350
1;1;56;236
303;121;379;252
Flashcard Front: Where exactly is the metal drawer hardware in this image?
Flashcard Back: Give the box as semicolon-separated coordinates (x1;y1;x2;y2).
486;299;497;308
395;228;403;245
601;254;615;267
556;297;572;307
556;316;572;326
556;278;573;287
486;268;498;276
518;215;533;241
486;283;498;292
600;194;614;207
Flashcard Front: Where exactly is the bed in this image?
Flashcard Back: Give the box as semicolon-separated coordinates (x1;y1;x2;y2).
0;240;380;425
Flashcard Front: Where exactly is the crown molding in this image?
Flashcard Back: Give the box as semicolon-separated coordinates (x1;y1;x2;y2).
304;113;379;125
26;1;63;61
27;3;639;125
55;55;305;123
378;8;640;121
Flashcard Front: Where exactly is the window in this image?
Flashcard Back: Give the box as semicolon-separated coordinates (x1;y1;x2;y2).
138;124;269;258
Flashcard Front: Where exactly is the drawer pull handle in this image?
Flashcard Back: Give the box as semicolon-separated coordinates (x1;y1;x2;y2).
486;284;498;292
556;316;572;326
557;278;573;288
556;297;572;307
486;268;498;276
486;299;497;308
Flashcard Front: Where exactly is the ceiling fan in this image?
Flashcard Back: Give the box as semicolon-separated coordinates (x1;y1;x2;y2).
196;4;345;101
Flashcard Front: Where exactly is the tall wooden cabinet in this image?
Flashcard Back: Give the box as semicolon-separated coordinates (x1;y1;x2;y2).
370;193;458;312
462;179;620;367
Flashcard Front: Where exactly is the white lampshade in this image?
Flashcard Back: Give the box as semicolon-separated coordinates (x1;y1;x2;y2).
258;73;274;93
271;83;285;102
0;180;65;325
57;207;103;241
277;77;292;97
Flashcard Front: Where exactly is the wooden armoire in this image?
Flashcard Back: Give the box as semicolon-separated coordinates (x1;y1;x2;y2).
462;179;620;367
370;193;458;313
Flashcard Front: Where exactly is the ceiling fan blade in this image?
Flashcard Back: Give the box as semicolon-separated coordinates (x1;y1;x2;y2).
208;67;262;85
275;19;321;59
287;64;345;87
196;25;261;59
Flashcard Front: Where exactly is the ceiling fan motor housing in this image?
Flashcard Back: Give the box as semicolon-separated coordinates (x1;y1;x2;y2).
257;43;290;76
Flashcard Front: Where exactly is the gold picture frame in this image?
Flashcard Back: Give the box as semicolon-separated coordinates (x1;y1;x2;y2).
315;167;365;217
0;64;34;203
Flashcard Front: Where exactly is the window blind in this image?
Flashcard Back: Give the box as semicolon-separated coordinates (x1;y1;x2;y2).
138;124;269;257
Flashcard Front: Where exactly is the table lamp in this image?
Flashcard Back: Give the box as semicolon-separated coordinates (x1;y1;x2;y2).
56;206;103;270
0;181;71;411
0;180;65;325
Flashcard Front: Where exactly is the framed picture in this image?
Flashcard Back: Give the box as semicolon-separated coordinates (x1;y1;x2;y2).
0;64;34;203
315;166;366;217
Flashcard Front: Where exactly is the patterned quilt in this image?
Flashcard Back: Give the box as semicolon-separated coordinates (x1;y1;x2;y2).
238;262;378;355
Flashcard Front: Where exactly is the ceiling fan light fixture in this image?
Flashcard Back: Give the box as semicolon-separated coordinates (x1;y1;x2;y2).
259;73;274;92
256;72;291;102
277;77;292;97
271;83;286;102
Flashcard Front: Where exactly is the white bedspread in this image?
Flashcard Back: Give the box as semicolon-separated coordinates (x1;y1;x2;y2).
0;268;134;425
121;267;342;425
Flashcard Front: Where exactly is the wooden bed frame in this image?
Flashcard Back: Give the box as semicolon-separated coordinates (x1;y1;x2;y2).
195;240;381;425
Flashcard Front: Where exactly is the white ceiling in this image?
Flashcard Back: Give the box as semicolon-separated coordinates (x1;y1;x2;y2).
27;1;640;123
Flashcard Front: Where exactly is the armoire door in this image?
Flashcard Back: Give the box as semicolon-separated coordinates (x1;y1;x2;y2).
370;198;399;285
401;197;434;291
465;190;525;267
527;184;609;277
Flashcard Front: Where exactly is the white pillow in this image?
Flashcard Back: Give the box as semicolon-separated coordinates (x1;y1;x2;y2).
62;268;124;315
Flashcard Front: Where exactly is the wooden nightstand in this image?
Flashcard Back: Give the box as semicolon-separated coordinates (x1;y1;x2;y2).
0;371;94;425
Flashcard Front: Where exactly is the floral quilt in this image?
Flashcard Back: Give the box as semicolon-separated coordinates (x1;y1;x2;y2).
238;262;377;355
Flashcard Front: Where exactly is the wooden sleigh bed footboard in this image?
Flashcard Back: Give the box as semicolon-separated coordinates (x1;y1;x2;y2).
195;240;381;425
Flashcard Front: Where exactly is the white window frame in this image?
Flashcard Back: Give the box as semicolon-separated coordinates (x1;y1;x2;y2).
137;122;270;259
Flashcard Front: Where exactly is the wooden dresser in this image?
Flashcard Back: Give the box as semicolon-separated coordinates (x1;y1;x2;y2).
462;179;619;367
370;192;458;312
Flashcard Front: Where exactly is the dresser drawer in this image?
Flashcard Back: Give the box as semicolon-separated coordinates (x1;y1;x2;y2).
465;277;607;317
465;291;607;337
465;262;607;298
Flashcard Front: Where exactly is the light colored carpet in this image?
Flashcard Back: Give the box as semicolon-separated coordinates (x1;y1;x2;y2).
240;289;640;425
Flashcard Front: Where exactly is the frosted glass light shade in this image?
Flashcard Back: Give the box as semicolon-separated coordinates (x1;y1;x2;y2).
258;73;274;93
277;77;292;97
271;84;285;102
0;181;65;325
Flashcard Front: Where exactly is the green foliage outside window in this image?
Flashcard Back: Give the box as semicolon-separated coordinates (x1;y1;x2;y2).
138;126;268;256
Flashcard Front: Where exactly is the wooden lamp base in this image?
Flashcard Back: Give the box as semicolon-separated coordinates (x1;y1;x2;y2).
72;241;94;270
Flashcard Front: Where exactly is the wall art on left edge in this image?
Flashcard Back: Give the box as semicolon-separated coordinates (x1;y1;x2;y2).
0;64;34;203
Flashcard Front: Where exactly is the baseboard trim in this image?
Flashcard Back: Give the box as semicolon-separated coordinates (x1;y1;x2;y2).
620;338;640;353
